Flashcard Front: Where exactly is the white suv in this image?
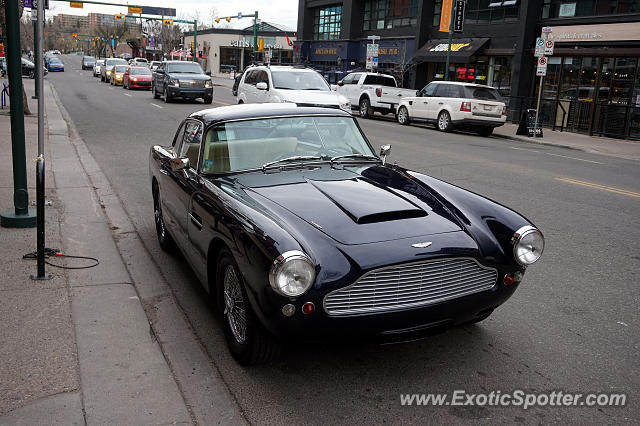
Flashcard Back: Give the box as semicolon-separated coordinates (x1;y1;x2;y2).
237;65;351;113
396;81;506;136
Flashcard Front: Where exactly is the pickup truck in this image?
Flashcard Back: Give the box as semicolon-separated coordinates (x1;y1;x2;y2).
335;72;417;118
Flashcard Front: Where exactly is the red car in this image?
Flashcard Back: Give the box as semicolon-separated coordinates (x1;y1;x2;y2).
123;66;152;90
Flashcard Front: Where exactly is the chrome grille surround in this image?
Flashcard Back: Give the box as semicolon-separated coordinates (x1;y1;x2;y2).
179;80;206;88
323;258;498;317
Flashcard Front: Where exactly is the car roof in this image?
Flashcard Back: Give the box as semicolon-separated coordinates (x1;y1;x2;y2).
189;104;351;125
430;81;497;89
248;65;317;73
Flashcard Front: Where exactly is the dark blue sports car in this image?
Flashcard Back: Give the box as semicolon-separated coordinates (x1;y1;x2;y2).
46;57;64;72
149;104;544;365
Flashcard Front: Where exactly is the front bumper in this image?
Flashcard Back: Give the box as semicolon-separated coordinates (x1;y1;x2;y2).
250;274;519;342
130;80;152;88
167;86;213;99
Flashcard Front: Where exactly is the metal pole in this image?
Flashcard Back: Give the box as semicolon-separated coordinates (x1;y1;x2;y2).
534;75;544;138
253;11;258;58
33;0;51;280
32;17;38;99
444;1;455;81
1;0;36;228
193;20;197;62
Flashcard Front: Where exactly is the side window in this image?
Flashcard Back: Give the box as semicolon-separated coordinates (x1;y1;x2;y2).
434;83;454;98
341;74;354;85
421;83;437;97
178;121;203;170
257;71;269;85
244;70;257;85
172;122;186;148
350;73;362;84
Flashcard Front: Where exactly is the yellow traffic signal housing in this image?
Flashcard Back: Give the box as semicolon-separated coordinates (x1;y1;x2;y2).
163;19;173;25
191;40;195;49
226;17;231;22
215;17;220;23
258;38;264;51
115;14;125;20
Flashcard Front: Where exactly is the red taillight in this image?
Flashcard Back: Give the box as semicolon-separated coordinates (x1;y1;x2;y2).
502;105;507;116
460;101;471;112
375;88;382;97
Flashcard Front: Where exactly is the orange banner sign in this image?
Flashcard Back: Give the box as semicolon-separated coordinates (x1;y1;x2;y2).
439;0;453;33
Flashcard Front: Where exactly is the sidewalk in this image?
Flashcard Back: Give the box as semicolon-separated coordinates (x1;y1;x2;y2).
493;122;640;161
0;77;192;424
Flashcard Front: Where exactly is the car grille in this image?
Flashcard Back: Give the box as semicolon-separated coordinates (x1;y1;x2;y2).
179;80;206;88
296;103;340;109
324;258;498;316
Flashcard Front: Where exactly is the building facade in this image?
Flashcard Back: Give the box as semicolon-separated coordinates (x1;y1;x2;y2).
296;0;640;139
184;22;297;76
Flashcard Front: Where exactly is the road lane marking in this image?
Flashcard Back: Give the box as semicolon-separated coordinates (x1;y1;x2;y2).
555;178;640;199
214;100;232;106
123;93;132;97
510;147;602;164
151;103;163;109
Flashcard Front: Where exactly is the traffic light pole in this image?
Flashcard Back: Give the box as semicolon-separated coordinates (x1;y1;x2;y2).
444;2;455;81
193;20;197;62
1;0;36;228
254;11;258;56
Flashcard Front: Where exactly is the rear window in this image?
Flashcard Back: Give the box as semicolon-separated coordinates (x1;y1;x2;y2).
465;86;502;100
363;75;396;87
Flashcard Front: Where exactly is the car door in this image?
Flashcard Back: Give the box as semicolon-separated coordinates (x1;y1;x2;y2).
409;83;437;119
158;121;186;241
255;70;271;103
244;70;260;103
426;83;450;120
154;62;165;92
347;73;363;105
336;73;354;100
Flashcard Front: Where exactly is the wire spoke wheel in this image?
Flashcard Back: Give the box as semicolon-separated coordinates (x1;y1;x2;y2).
153;193;166;241
224;265;247;345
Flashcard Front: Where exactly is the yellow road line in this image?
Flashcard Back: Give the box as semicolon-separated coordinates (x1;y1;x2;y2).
555;178;640;198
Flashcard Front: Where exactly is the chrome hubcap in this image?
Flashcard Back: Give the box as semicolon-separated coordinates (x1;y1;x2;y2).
223;265;247;344
360;102;367;115
439;113;448;129
399;108;407;123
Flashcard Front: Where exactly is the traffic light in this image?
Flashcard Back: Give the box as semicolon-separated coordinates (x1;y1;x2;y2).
191;40;195;50
215;17;220;23
163;19;173;25
258;37;264;51
226;17;231;22
115;14;125;20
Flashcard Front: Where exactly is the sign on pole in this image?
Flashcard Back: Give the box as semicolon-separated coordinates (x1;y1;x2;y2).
541;26;553;34
536;56;548;76
544;40;554;55
453;0;465;33
128;6;142;14
70;2;83;8
439;0;453;33
534;37;545;57
366;43;379;70
238;12;243;19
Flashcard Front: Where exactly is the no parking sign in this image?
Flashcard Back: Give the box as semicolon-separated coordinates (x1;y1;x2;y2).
537;57;548;76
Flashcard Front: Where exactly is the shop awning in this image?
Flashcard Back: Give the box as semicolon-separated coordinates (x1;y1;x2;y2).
411;38;490;63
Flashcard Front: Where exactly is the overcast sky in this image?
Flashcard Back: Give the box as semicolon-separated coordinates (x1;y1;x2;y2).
46;0;299;30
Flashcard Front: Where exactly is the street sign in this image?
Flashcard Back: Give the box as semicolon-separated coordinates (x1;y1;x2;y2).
534;37;545;57
115;14;125;20
238;12;243;19
141;7;176;17
128;6;142;14
537;56;548;76
163;19;174;25
544;40;554;55
28;0;49;9
541;26;553;34
453;0;465;33
367;35;380;41
70;2;83;8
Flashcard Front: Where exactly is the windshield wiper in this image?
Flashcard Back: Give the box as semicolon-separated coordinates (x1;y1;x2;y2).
330;154;380;165
262;155;324;171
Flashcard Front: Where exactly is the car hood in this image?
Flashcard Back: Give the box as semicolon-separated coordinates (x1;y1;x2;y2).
242;165;462;245
168;73;209;80
277;90;347;106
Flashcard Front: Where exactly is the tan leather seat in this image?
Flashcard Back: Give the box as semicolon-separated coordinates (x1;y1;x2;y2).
203;137;298;173
184;144;200;169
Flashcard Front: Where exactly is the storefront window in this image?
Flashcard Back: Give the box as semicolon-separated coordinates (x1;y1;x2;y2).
313;5;342;40
542;56;561;98
559;57;580;100
219;47;241;73
463;0;521;24
611;57;637;104
363;0;418;31
491;56;512;96
542;0;640;18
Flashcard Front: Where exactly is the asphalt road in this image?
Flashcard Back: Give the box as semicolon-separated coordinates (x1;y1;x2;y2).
48;55;638;424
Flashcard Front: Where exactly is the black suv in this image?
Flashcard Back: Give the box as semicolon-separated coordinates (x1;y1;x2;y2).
152;61;213;104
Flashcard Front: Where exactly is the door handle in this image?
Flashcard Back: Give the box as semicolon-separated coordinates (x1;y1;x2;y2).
397;94;403;96
423;101;428;104
438;102;444;105
190;212;203;230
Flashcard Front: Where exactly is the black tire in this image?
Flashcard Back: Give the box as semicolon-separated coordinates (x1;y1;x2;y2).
217;248;281;365
478;127;494;137
397;106;410;125
204;96;213;104
152;182;176;253
163;86;171;103
359;97;373;118
437;110;453;132
152;84;160;99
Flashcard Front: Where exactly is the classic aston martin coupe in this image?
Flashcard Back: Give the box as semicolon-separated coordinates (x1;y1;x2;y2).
149;104;544;365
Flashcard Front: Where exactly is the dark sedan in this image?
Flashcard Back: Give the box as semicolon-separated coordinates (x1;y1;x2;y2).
82;55;96;70
149;104;544;365
151;60;213;104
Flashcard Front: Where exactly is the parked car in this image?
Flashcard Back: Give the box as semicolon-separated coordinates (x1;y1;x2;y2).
82;55;96;70
123;66;152;89
93;59;104;77
335;72;416;118
148;103;545;365
46;56;64;72
110;64;129;86
236;65;351;113
396;81;507;136
101;57;128;82
151;60;213;104
21;57;48;78
129;57;148;67
149;61;161;71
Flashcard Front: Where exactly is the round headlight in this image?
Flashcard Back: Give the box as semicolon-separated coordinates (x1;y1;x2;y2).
512;225;544;266
269;251;315;297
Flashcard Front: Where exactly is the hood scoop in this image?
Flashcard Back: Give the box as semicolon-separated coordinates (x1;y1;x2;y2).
308;178;427;224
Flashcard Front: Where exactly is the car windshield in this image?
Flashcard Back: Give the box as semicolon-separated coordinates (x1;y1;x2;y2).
166;62;203;74
271;71;330;90
85;57;96;62
49;58;62;64
22;58;34;66
151;62;160;67
201;116;376;173
96;60;104;65
135;58;148;63
131;68;151;75
106;59;127;66
114;65;128;72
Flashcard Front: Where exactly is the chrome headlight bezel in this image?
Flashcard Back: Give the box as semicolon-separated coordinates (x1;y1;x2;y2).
268;250;316;297
204;80;212;88
169;78;179;87
511;225;544;266
339;101;351;111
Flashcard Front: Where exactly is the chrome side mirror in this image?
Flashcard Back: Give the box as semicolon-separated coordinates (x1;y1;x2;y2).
170;157;189;172
379;145;391;165
256;81;268;90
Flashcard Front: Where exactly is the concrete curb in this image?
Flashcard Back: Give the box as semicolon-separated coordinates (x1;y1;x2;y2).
492;133;583;153
48;81;247;425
